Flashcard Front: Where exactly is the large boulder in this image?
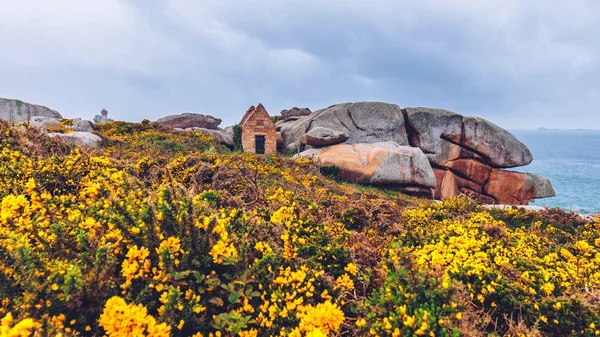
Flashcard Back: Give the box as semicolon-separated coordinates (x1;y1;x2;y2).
300;127;349;147
185;127;233;148
29;117;94;133
299;141;435;189
433;167;555;205
278;102;554;205
403;107;551;204
404;107;533;168
484;171;556;205
0;98;62;123
156;113;221;130
281;107;311;121
29;116;62;130
69;118;94;132
48;132;102;148
280;102;409;154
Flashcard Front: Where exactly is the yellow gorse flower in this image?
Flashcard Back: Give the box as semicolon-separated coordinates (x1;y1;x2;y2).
99;296;171;337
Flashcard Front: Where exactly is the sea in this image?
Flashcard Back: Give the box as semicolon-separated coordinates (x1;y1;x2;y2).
510;130;600;214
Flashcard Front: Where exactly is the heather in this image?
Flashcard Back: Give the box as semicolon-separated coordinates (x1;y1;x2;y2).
0;121;599;336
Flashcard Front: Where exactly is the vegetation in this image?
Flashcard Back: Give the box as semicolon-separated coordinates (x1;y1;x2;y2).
0;120;599;336
232;125;243;153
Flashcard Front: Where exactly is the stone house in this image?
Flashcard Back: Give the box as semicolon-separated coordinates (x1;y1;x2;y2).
240;104;276;155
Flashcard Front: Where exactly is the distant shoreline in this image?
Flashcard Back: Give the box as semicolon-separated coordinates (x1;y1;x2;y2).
535;127;600;132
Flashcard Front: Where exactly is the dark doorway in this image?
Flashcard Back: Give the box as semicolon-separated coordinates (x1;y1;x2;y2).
255;135;265;154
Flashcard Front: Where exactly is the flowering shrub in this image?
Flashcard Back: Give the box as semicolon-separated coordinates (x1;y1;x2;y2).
0;120;598;336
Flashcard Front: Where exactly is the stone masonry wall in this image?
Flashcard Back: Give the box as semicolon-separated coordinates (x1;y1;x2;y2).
241;104;277;155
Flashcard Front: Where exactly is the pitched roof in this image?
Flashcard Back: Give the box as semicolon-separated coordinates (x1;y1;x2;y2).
240;103;272;127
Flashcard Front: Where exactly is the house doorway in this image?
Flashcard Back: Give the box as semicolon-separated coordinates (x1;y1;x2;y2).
255;135;265;154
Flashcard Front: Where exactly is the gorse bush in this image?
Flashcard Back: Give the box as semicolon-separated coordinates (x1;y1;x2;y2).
0;120;599;336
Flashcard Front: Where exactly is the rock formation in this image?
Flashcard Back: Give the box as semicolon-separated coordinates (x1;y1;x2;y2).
299;141;435;196
280;107;312;122
300;127;349;147
30;116;94;133
0;98;62;122
48;132;102;148
157;112;233;148
278;102;555;205
156;113;221;130
178;127;234;148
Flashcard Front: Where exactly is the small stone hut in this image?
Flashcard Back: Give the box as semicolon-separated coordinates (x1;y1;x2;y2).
240;104;276;155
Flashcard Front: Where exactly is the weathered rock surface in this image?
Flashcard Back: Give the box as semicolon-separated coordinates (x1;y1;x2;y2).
404;107;533;168
300;127;349;147
279;102;408;154
0;98;62;122
70;119;94;132
299;141;435;189
432;167;555;205
29;117;94;133
281;107;311;121
29;116;62;130
185;127;233;148
223;126;234;135
403;107;551;204
278;101;555;205
156;113;221;130
48;132;102;148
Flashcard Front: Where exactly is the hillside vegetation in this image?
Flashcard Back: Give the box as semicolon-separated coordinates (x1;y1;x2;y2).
0;120;599;337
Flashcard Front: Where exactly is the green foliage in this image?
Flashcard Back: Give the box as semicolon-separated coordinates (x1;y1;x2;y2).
320;165;340;179
1;120;598;337
232;124;243;152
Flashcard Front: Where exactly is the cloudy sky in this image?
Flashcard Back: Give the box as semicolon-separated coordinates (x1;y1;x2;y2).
1;0;599;129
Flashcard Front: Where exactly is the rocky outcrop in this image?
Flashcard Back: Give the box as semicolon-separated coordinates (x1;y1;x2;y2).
404;107;553;205
0;98;62;123
299;142;435;194
281;101;555;205
185;127;233;148
29;117;94;133
279;102;408;154
280;107;311;121
29;116;62;130
404;108;532;168
70;119;94;133
156;113;221;130
300;127;349;147
48;132;102;148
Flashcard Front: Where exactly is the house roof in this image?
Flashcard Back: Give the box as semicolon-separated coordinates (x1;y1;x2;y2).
240;103;273;127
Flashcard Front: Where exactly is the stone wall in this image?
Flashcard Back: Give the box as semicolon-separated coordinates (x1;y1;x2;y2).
241;104;277;155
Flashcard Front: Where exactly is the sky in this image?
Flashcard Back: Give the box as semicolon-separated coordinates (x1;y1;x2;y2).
1;0;599;129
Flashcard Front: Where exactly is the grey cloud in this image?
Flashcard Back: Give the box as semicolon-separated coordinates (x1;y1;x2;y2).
0;0;599;129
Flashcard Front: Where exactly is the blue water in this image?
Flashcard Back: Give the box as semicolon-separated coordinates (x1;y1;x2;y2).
510;130;600;214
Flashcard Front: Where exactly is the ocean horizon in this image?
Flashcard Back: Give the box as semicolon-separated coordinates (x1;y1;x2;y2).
510;129;600;214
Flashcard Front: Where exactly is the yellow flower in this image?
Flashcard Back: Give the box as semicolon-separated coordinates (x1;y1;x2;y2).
296;301;345;334
0;313;40;336
238;329;259;337
345;263;359;276
541;282;555;296
99;296;171;337
335;274;355;291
